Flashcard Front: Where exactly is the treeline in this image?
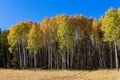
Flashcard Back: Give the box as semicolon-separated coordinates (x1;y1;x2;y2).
0;7;120;69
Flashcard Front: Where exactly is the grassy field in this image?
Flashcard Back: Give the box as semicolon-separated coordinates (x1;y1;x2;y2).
0;69;119;80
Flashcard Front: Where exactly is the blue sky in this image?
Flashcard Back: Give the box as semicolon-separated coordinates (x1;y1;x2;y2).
0;0;120;30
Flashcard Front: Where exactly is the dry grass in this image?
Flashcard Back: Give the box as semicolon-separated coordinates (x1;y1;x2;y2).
0;69;119;80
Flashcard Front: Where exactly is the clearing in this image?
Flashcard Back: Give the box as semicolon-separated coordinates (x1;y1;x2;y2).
0;69;119;80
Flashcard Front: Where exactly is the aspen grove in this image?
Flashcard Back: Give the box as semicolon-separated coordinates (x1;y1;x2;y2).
0;8;120;69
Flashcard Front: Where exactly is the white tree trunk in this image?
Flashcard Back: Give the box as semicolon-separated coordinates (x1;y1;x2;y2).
114;41;118;69
34;52;37;68
18;42;22;68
